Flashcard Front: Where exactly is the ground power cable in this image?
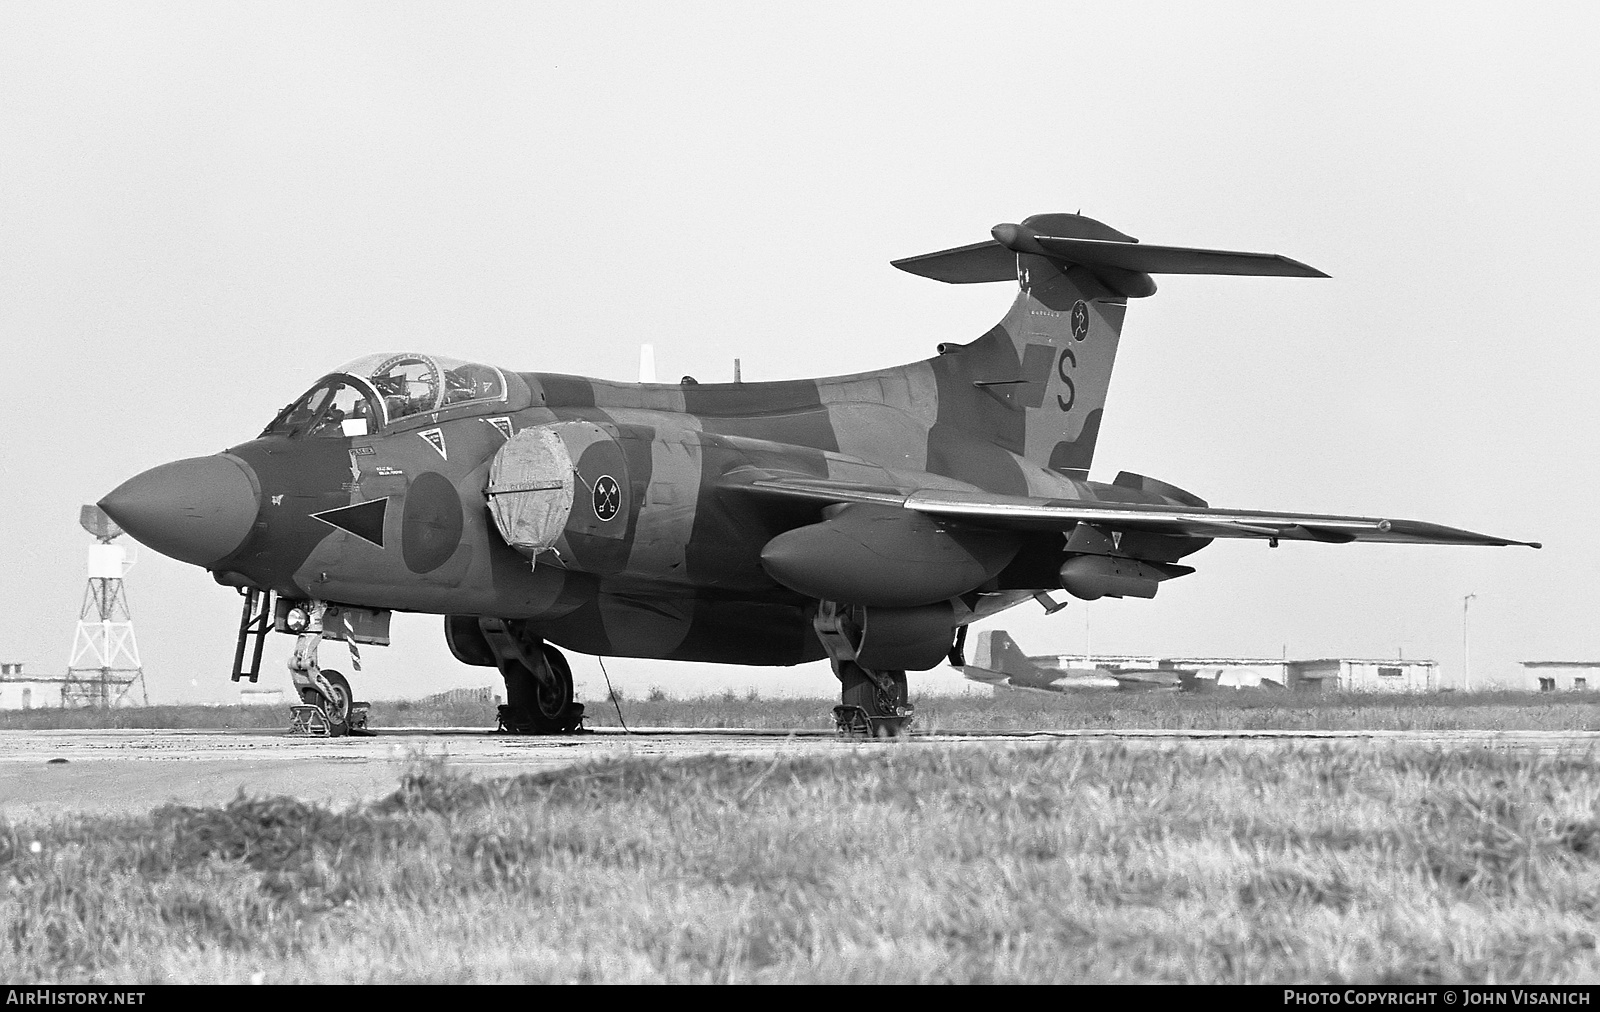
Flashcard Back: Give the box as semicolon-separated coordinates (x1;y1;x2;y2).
597;655;631;734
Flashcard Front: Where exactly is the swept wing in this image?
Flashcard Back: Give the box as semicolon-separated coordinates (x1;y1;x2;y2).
737;475;1540;549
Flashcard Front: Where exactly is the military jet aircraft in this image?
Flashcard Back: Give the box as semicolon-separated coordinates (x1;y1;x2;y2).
962;630;1124;692
97;213;1539;736
962;629;1269;693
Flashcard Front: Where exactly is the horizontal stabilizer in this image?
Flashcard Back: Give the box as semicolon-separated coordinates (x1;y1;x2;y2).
890;240;1017;284
1030;236;1328;278
892;218;1328;284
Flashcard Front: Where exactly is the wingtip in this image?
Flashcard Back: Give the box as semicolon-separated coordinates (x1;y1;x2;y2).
1282;256;1331;279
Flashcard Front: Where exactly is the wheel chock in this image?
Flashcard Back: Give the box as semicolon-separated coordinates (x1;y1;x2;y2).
348;701;376;736
288;704;330;737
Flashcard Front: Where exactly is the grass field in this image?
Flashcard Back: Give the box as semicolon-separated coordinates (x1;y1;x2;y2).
4;744;1599;983
585;688;1600;734
2;688;1597;733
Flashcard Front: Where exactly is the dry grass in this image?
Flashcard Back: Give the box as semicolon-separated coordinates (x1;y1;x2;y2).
584;689;1600;734
4;688;1594;735
0;699;499;732
4;744;1600;983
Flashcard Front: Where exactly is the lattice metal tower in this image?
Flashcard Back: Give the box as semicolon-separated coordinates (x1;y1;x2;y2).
64;505;147;707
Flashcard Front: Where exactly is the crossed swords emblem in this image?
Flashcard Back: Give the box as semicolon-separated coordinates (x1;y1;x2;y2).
592;474;621;521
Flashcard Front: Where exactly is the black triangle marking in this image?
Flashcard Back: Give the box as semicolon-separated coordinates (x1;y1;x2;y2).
311;497;388;547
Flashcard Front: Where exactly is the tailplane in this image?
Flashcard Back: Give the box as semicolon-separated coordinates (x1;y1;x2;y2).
900;214;1325;480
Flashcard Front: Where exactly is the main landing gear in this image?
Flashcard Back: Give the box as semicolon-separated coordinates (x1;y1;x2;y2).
475;618;585;734
814;601;913;737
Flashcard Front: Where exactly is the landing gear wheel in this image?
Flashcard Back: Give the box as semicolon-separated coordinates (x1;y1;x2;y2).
834;663;912;738
530;645;583;733
497;644;584;734
300;669;353;738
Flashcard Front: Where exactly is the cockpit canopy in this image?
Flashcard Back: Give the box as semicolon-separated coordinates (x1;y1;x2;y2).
262;353;509;438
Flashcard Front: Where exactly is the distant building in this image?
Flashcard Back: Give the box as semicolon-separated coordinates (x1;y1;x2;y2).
0;663;71;710
239;688;286;706
1284;658;1438;693
1036;652;1439;693
1519;661;1600;692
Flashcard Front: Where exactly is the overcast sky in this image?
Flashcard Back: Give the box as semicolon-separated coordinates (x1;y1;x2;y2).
1;3;1595;704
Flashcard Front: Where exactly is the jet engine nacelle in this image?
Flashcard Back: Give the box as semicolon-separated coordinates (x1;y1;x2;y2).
486;421;632;566
759;503;1020;607
852;601;955;671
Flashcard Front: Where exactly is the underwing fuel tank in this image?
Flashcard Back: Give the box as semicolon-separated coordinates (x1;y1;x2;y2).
1059;554;1180;601
759;503;1020;607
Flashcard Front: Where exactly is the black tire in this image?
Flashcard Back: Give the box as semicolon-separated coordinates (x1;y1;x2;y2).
838;662;910;737
299;669;353;738
530;645;583;733
498;646;583;734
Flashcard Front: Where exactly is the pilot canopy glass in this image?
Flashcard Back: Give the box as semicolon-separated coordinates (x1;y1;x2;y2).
262;353;508;438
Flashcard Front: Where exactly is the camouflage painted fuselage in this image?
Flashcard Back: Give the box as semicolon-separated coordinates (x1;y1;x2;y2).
213;230;1184;666
105;212;1533;673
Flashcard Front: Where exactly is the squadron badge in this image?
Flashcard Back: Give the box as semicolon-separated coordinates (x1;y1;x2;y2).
592;474;621;521
1070;300;1090;342
419;428;447;460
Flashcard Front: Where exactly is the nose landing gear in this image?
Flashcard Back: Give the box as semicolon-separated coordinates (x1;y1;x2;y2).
291;668;357;736
285;601;372;737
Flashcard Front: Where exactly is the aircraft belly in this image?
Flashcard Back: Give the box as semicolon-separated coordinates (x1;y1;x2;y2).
534;593;821;666
596;594;695;657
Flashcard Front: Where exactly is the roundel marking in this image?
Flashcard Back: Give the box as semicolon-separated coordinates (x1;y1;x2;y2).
1070;300;1090;342
401;471;464;573
592;474;622;522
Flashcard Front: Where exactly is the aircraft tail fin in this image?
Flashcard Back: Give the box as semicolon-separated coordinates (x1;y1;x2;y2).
969;629;1043;680
900;214;1325;480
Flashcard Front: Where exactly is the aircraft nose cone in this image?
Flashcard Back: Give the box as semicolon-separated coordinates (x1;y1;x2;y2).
99;454;259;569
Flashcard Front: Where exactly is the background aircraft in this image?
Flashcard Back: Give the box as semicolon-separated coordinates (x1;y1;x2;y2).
97;213;1538;736
960;629;1290;693
961;630;1123;692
